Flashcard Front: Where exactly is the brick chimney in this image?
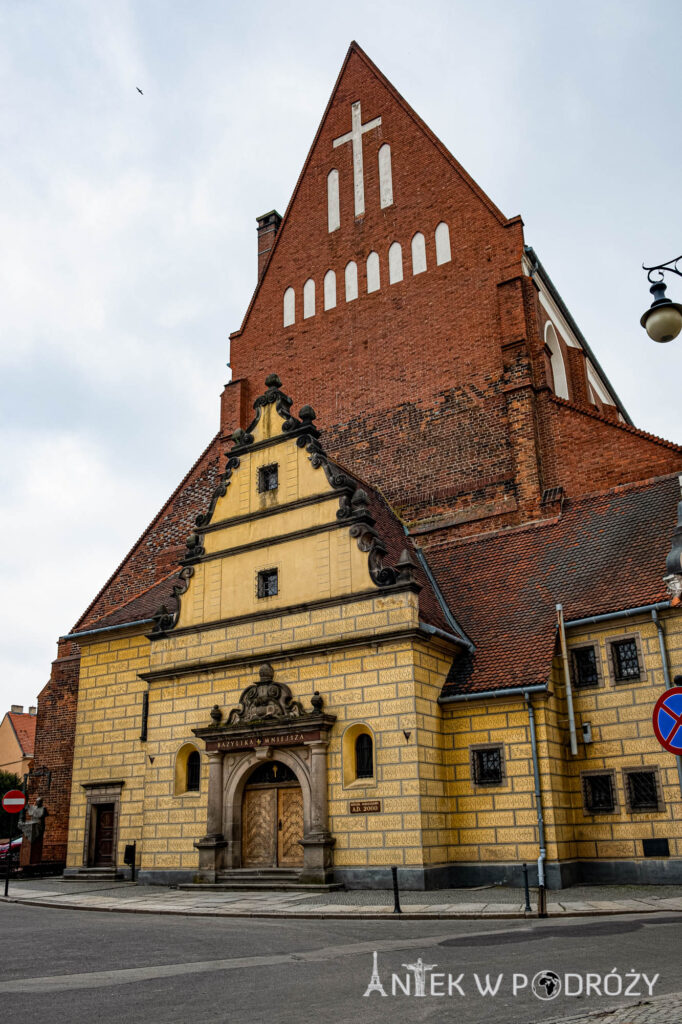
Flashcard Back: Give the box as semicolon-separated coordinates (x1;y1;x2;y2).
10;705;23;714
256;210;282;277
29;706;37;716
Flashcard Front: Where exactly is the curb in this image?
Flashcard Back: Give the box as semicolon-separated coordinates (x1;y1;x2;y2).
2;894;681;921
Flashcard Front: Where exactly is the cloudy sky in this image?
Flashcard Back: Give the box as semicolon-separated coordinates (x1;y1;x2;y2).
1;0;681;714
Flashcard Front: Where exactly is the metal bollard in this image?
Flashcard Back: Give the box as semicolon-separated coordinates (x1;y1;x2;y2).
391;865;402;914
522;862;531;913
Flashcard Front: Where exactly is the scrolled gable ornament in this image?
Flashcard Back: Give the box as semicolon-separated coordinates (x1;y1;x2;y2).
226;664;305;726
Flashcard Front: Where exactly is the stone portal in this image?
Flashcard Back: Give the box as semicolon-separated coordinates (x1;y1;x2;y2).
193;664;336;884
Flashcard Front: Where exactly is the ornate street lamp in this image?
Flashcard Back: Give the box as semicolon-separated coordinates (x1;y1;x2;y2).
641;256;682;342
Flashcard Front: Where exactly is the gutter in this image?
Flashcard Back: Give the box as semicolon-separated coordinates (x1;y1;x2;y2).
419;621;475;653
564;601;669;630
61;618;155;641
439;683;548;705
651;609;682;796
526;691;547;913
406;529;475;652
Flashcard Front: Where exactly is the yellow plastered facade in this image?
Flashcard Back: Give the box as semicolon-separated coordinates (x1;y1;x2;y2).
65;397;682;884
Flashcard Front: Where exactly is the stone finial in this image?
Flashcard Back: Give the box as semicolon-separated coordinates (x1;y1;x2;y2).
258;663;274;683
299;404;316;425
311;691;324;711
264;373;282;389
210;705;222;725
395;547;420;584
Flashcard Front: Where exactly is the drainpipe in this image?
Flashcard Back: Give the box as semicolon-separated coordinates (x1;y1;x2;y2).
651;609;682;796
556;604;578;756
525;690;547;915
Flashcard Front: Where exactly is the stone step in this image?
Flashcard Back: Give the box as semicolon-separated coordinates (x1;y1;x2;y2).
62;869;119;882
177;880;343;893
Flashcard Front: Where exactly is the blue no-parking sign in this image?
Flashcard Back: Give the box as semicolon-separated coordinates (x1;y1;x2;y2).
652;687;682;755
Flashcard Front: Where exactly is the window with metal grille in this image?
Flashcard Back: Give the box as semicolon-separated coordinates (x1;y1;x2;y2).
186;751;201;792
626;770;659;812
258;464;279;493
571;646;599;688
472;747;503;785
355;734;373;779
257;568;278;598
611;638;640;681
583;773;615;813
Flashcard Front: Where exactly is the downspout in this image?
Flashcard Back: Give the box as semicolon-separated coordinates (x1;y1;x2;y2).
651;609;682;796
525;690;547;910
556;604;578;756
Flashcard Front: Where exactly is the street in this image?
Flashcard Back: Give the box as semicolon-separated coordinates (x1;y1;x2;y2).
1;903;681;1024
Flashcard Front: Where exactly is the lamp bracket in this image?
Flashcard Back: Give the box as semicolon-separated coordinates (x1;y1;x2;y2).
643;255;682;284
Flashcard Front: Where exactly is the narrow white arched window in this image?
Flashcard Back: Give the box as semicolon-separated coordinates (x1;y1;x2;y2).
388;242;403;284
327;169;340;233
411;232;427;275
323;270;336;310
345;261;358;302
303;278;315;319
378;144;393;208
435;222;451;265
283;287;295;327
545;322;569;399
366;251;380;293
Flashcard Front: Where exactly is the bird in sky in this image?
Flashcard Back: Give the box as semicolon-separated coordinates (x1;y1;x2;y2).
136;87;143;95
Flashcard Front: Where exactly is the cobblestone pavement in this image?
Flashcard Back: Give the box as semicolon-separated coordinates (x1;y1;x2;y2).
540;989;682;1024
3;879;682;919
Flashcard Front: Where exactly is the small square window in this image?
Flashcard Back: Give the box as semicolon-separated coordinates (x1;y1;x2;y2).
582;773;615;813
611;638;640;682
625;770;660;812
257;568;278;598
571;646;600;689
258;464;279;493
471;747;503;786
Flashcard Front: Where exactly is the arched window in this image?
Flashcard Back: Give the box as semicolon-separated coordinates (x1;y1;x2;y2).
283;287;295;327
327;169;340;233
345;261;358;302
388;242;403;284
355;734;374;779
545;322;569;399
174;743;201;795
323;269;336;310
378;144;393;208
303;278;315;319
366;251;380;293
186;751;201;792
435;221;451;265
411;232;427;275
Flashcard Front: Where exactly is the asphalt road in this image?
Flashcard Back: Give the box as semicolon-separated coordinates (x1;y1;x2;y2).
2;903;681;1024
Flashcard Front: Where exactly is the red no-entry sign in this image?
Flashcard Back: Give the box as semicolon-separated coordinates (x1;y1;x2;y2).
2;790;26;814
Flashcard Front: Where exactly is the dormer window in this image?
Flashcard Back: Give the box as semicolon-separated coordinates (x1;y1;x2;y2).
257;568;278;598
258;464;278;493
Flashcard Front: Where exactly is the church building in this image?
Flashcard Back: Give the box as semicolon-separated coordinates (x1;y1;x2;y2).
30;43;682;889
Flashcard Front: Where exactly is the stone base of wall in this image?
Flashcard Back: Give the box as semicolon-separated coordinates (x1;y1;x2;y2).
126;858;682;888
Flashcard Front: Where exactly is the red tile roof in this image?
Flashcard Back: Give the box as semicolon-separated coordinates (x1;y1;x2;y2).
427;473;679;696
8;712;36;756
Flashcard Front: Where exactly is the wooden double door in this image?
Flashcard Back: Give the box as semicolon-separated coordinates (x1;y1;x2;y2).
242;765;304;868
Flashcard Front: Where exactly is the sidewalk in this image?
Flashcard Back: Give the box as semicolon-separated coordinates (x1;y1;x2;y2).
3;879;682;919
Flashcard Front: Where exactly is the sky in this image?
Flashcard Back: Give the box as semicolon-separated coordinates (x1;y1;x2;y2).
1;0;681;714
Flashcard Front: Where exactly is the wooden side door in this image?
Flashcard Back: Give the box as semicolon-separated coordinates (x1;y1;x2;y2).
277;788;304;867
242;788;277;867
93;804;115;867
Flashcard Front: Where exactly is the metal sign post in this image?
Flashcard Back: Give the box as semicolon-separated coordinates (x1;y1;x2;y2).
2;790;27;897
